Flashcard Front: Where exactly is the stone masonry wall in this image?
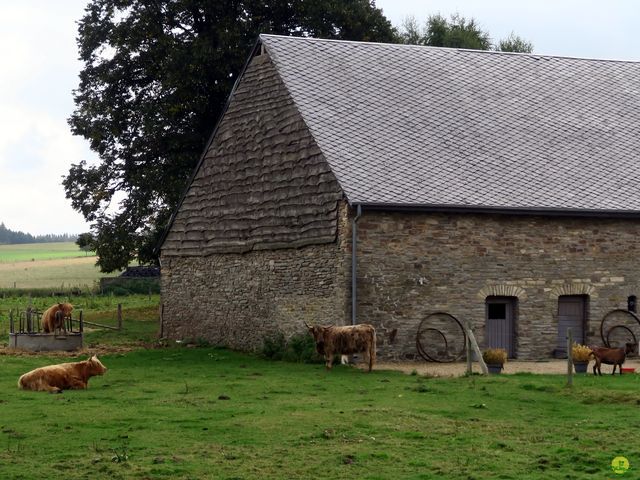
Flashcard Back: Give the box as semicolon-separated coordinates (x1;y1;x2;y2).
160;203;352;350
356;211;640;360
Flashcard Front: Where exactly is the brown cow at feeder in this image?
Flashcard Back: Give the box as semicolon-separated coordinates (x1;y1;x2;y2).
305;322;376;372
41;303;73;334
18;355;107;393
589;343;636;375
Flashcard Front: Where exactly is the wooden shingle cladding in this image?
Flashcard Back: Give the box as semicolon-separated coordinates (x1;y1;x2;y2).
162;52;343;256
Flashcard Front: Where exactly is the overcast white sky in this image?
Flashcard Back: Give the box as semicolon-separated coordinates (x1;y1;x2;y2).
377;0;640;61
1;0;638;235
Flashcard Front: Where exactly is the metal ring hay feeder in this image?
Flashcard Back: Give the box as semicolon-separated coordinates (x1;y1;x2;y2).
9;308;84;352
416;312;467;362
600;309;640;349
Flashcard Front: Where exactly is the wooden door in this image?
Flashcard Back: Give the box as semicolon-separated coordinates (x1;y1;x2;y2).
485;297;516;357
557;295;587;357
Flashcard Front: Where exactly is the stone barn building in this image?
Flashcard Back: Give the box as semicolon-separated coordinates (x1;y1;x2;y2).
159;35;640;360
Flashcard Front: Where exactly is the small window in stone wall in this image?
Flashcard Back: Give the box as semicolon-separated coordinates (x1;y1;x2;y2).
487;303;507;320
628;295;637;313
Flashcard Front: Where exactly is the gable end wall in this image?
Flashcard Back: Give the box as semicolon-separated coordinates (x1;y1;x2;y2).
160;52;350;348
162;52;343;255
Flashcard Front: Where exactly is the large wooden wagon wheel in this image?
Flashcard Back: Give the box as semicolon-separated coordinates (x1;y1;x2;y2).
600;309;640;348
416;312;467;363
606;325;637;349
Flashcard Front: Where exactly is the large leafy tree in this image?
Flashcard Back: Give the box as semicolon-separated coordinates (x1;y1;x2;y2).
400;14;533;53
65;0;397;272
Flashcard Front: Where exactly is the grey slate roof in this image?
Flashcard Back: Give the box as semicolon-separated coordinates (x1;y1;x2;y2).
260;34;640;213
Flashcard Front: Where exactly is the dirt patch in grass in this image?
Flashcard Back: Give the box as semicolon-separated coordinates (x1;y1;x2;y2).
370;359;640;376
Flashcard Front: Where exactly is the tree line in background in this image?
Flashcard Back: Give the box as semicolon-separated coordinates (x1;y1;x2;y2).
0;223;77;245
400;14;533;52
66;0;533;272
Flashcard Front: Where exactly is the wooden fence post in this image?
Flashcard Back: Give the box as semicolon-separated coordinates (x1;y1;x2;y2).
567;327;573;387
464;321;488;375
117;304;122;330
465;322;472;375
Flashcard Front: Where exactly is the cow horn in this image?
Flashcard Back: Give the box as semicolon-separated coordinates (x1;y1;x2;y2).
304;321;312;329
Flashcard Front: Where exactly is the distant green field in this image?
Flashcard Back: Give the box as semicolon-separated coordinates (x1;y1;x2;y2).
0;242;118;289
0;242;89;262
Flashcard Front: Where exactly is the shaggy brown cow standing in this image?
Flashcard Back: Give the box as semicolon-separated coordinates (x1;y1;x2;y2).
589;343;636;375
41;303;73;334
305;322;376;372
18;355;107;393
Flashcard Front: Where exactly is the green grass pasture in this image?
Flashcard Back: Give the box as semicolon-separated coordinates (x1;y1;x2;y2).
1;347;639;479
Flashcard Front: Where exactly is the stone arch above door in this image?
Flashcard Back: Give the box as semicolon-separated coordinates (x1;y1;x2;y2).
549;283;595;298
477;284;527;300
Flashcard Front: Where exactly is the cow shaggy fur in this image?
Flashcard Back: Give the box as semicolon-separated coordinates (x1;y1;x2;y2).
306;323;376;372
18;355;107;393
41;303;73;334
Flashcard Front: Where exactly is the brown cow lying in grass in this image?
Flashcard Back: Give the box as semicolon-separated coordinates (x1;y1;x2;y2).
589;343;636;375
305;322;376;372
18;355;107;393
41;303;73;334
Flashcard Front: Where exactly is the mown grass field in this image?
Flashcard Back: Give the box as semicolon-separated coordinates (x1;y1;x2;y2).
0;242;89;262
0;242;118;289
1;347;639;479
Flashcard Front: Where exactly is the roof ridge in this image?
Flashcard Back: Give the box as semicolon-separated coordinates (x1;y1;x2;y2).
259;33;640;64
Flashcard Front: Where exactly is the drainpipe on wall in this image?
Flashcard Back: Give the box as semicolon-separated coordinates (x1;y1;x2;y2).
351;204;362;326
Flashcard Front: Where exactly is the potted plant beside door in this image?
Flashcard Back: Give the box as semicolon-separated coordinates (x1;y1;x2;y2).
571;343;592;373
482;348;507;374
